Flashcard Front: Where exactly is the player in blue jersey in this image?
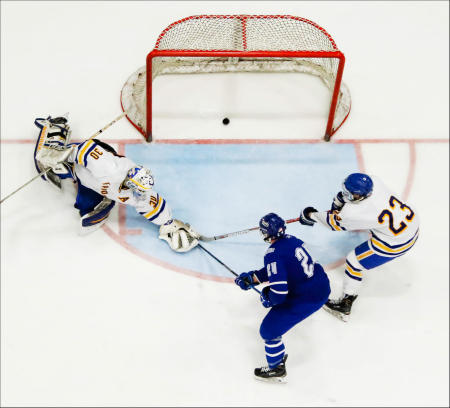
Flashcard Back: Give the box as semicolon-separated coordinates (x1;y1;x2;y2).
235;213;330;383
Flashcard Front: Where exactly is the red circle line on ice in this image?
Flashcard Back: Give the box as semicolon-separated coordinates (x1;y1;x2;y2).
102;137;430;282
3;136;446;282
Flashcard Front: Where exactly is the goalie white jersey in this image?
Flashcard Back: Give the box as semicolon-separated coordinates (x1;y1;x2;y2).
69;139;172;225
311;176;419;257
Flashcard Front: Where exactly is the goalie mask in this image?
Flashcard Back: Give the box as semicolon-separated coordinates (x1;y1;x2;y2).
124;166;154;200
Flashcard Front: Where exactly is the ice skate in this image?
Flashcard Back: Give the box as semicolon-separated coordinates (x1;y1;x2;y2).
254;354;288;384
322;295;358;322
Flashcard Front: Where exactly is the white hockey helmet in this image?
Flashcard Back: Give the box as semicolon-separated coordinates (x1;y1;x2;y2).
124;165;154;199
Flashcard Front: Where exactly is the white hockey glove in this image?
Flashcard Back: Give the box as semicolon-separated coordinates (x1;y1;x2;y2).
159;219;200;253
35;144;75;171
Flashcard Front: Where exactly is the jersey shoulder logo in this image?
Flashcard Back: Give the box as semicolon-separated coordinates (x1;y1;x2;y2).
118;196;129;203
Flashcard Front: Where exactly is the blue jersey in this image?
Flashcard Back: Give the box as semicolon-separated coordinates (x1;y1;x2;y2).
254;235;330;306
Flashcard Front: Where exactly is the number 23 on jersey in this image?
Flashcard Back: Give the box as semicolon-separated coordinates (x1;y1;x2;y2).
378;195;415;235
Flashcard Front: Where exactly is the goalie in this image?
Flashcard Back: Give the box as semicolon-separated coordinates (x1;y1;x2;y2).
33;115;199;252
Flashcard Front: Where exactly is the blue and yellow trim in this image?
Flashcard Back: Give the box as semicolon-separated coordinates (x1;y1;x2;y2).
370;229;419;256
326;211;347;231
76;140;96;167
356;248;374;261
344;260;363;281
140;195;166;221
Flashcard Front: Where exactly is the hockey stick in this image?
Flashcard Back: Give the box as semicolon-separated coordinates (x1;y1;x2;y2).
0;112;127;205
198;217;300;242
197;244;262;295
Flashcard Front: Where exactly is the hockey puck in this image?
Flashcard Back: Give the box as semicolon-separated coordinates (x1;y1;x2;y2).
222;117;230;125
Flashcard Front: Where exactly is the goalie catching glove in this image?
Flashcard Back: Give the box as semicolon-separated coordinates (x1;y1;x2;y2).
159;219;200;252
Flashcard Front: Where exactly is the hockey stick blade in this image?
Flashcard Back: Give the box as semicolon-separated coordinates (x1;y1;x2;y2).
199;217;300;242
322;305;349;322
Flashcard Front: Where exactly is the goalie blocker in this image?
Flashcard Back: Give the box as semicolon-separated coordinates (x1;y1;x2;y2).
34;115;74;189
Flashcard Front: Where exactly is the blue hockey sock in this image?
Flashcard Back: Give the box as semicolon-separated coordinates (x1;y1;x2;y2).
265;337;285;368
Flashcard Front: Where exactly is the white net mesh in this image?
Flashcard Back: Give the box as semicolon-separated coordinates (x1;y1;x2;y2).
155;15;338;52
121;15;351;138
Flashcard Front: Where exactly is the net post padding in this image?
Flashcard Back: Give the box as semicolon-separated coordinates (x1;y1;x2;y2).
120;15;351;141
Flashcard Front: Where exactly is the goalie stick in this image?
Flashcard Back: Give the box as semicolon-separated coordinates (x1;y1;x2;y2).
0;112;127;205
198;217;300;242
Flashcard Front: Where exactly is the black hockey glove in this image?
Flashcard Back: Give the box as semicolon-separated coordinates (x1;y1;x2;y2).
235;271;255;291
260;286;273;308
331;191;345;212
299;207;318;226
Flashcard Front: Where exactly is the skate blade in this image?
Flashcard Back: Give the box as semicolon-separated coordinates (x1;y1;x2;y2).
322;305;349;322
254;375;287;384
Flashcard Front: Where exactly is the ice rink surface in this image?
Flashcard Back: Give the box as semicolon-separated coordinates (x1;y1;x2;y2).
1;1;449;406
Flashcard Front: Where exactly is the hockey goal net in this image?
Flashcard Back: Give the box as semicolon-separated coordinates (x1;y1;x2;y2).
121;14;351;142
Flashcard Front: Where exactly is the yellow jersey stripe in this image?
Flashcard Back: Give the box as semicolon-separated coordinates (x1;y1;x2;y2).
345;261;363;277
371;235;418;254
143;197;163;219
329;214;342;231
328;213;341;231
346;266;363;277
356;249;373;261
77;140;94;165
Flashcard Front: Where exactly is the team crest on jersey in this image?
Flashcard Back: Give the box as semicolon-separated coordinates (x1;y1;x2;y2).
118;197;129;203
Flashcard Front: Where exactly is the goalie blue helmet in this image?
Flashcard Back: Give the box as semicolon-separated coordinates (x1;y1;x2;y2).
342;173;373;202
259;213;286;242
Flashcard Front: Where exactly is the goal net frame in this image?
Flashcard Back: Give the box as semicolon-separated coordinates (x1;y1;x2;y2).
120;15;351;142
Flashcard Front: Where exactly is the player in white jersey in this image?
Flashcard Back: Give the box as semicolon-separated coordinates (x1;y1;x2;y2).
298;173;419;321
33;115;199;252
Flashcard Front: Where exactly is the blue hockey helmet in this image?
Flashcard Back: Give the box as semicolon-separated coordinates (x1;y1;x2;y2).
259;213;286;242
342;173;373;202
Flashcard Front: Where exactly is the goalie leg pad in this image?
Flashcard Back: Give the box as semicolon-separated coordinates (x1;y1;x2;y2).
81;198;115;227
78;196;115;236
74;182;109;216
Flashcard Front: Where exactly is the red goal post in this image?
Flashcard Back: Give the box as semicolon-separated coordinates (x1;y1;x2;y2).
121;14;351;142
